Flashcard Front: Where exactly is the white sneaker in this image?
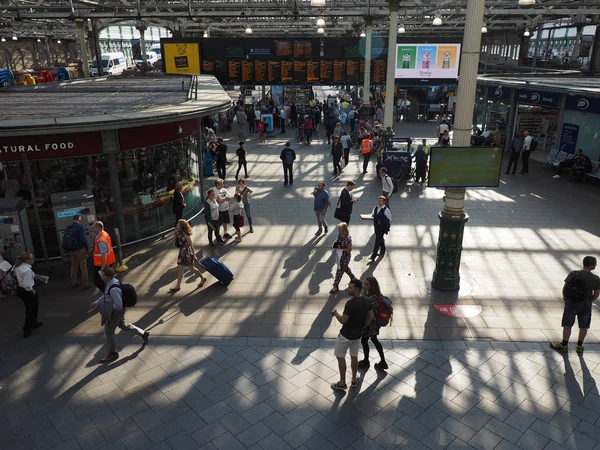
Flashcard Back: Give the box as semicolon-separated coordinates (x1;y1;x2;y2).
552;175;560;179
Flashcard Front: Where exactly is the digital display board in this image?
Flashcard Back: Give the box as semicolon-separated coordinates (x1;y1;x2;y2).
333;60;346;84
255;61;267;84
293;61;307;84
320;61;332;84
268;61;281;84
202;60;215;75
346;60;360;84
307;61;319;83
242;61;254;84
275;40;292;57
226;45;246;58
281;61;293;83
372;60;386;84
294;40;312;59
395;44;460;79
428;147;502;188
228;61;241;84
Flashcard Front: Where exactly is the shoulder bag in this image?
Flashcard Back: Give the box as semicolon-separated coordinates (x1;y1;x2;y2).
333;196;343;220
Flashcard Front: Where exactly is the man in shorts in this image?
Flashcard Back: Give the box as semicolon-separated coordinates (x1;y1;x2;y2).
331;279;374;391
215;179;232;240
551;256;600;354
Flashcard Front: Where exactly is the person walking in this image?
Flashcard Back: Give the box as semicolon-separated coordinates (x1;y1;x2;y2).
330;135;343;176
14;252;42;338
312;182;330;236
90;266;149;363
280;107;286;134
371;196;392;260
330;279;374;391
259;119;268;144
330;222;356;294
337;181;357;224
413;145;427;183
380;168;394;204
215;138;228;179
92;221;116;292
361;135;373;174
169;219;207;292
340;131;353;167
290;103;297;128
247;108;255;135
204;188;224;247
235;141;249;180
172;181;186;226
236;178;254;233
280;141;296;186
551;256;600;354
359;277;389;370
505;135;523;175
520;130;533;174
235;108;246;138
215;179;232;239
63;214;90;289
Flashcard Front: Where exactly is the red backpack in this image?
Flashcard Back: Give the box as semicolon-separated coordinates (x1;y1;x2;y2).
375;296;393;327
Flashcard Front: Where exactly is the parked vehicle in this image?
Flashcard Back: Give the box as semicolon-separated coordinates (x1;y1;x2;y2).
134;52;159;67
91;52;127;76
150;44;162;60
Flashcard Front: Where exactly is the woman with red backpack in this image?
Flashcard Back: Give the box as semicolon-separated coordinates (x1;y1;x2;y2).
358;277;392;371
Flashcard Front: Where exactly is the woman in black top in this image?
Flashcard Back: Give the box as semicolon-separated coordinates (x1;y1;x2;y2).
359;277;388;370
172;181;185;227
235;141;248;180
330;135;343;176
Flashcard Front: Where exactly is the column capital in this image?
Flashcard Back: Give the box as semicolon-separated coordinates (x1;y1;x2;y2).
387;0;401;12
136;23;147;32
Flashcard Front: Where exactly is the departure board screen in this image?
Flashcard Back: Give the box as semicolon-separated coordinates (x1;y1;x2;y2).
333;60;346;84
307;61;319;83
255;61;267;84
228;61;241;84
293;61;307;84
242;61;254;84
372;60;386;84
320;60;332;84
202;61;215;75
294;40;312;59
214;60;228;82
346;60;360;84
281;61;293;83
275;40;292;57
226;45;245;58
268;61;281;84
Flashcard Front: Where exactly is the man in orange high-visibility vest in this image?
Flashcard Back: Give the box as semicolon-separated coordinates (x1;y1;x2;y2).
361;136;373;174
92;221;116;292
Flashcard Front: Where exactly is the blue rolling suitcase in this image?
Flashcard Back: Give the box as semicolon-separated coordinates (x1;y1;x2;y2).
199;257;234;286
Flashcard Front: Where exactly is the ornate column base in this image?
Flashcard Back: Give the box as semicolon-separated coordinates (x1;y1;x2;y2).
432;212;469;291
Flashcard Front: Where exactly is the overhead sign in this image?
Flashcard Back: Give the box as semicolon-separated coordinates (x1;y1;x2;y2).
517;89;560;108
119;118;201;150
0;132;103;161
435;305;482;318
163;42;200;75
395;43;461;79
565;95;600;114
428;147;503;188
487;85;510;100
559;123;579;154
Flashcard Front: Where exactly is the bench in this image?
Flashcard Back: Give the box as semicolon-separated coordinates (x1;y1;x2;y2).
543;148;559;166
551;151;571;168
585;161;600;180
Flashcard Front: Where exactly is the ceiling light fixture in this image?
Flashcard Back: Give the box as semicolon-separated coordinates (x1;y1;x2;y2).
37;38;41;42
203;32;208;38
398;25;406;34
317;27;325;34
518;0;535;4
432;15;442;26
12;35;17;41
57;39;62;43
1;37;5;42
524;29;530;36
360;31;366;37
481;23;488;33
244;26;253;35
310;0;326;6
316;18;325;27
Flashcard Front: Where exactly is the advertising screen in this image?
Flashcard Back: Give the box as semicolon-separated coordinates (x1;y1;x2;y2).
395;44;460;79
163;42;200;74
428;147;502;188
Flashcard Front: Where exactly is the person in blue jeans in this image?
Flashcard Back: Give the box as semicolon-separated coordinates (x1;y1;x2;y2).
312;182;330;236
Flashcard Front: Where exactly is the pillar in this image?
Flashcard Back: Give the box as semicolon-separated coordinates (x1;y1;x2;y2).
102;130;127;244
90;20;102;75
532;25;542;70
76;19;90;77
363;17;373;114
137;23;148;65
431;0;485;291
572;25;584;60
383;0;399;130
502;89;518;153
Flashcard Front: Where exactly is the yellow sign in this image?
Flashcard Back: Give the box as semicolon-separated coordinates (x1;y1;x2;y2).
163;43;201;75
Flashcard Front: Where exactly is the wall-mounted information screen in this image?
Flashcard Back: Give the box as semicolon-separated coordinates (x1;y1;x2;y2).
395;43;461;79
428;147;502;188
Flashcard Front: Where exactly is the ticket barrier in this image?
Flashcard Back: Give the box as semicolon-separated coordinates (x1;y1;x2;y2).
50;190;97;262
0;197;34;263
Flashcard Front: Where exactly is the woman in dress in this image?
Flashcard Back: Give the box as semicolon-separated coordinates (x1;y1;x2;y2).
330;222;356;294
235;178;254;233
169;219;206;292
441;129;451;147
359;276;388;370
204;188;224;247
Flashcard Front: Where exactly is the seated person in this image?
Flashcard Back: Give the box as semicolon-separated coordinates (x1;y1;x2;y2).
555;149;591;181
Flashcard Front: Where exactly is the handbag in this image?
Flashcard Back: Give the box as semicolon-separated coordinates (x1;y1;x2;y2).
333;196;343;220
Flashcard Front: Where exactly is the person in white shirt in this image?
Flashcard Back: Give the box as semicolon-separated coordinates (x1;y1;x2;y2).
371;196;392;260
89;266;149;363
521;130;533;174
215;178;232;240
379;168;394;205
14;252;42;338
438;119;449;139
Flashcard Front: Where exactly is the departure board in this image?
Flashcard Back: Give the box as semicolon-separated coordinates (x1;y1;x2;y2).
275;40;292;57
294;40;312;59
281;61;293;83
333;60;346;84
293;61;307;84
268;61;281;84
307;61;319;83
241;61;254;84
346;60;360;84
226;45;246;58
360;61;366;83
320;60;332;84
228;61;241;84
255;61;267;84
202;61;215;75
372;60;386;84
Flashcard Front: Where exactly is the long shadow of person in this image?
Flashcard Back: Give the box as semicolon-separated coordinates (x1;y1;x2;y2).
281;235;322;278
308;252;335;295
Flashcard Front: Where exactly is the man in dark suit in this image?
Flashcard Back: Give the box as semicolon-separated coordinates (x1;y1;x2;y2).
172;181;186;226
337;181;357;224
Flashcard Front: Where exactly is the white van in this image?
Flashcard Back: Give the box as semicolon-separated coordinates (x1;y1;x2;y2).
134;52;159;66
91;52;127;76
150;44;162;60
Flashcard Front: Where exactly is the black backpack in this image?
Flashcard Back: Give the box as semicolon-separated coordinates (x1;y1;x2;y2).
62;224;80;251
563;272;587;304
529;138;538;151
108;282;138;307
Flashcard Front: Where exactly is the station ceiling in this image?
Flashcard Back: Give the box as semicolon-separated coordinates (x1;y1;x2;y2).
0;0;598;40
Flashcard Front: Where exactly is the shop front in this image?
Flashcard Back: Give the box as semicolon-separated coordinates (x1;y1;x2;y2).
515;89;561;152
561;95;600;160
474;84;512;146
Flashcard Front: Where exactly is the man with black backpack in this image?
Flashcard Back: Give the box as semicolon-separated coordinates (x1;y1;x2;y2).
280;142;296;186
551;256;600;354
62;214;90;289
90;267;148;363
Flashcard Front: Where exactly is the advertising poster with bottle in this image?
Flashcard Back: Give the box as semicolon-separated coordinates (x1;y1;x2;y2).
395;43;460;79
396;46;417;70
